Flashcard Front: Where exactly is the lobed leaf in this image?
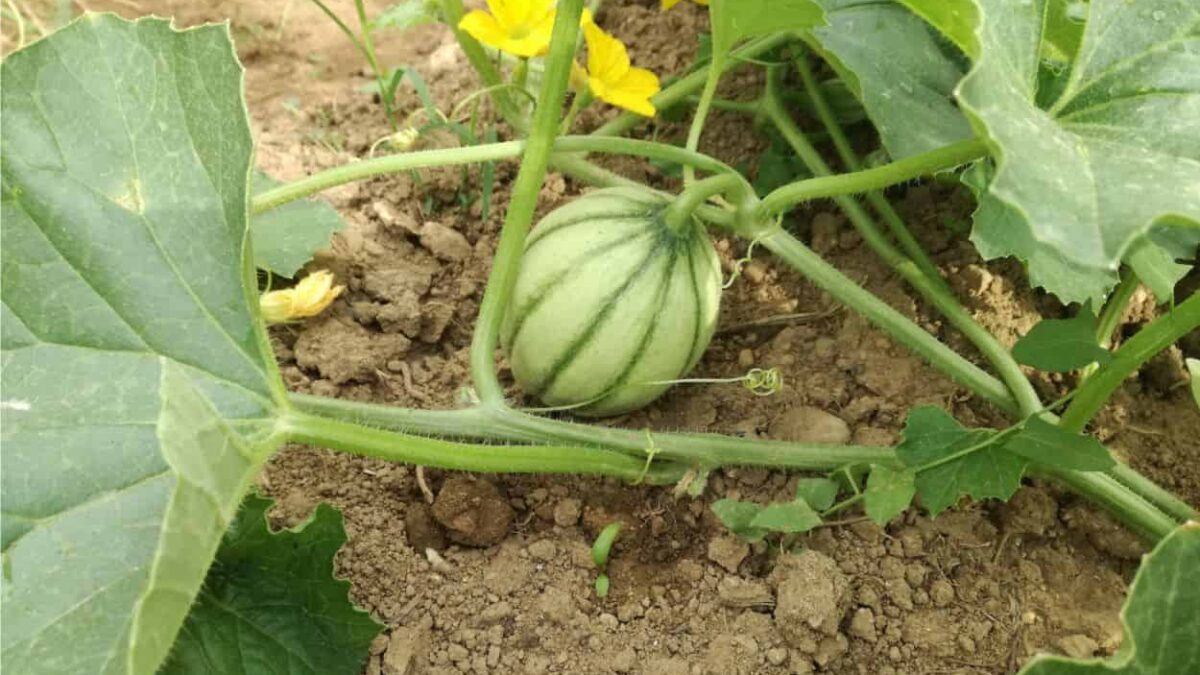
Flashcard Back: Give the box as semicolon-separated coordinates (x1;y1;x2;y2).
811;0;974;158
1019;523;1200;674
749;501;823;534
1004;418;1114;472
161;494;383;675
895;407;1026;516
711;499;769;542
251;171;346;278
1012;310;1112;372
958;0;1200;302
1;15;284;674
863;465;916;526
794;477;839;511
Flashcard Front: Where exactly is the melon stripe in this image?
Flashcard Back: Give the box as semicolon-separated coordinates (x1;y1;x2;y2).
505;229;657;352
583;245;680;408
524;214;656;255
532;238;670;397
682;241;705;370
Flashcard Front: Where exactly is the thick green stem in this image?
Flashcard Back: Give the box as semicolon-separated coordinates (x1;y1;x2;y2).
760;90;1043;418
682;55;722;186
791;56;943;284
468;0;585;403
755;138;988;220
1034;467;1178;541
758;230;1020;416
591;33;792;138
1107;463;1198;522
251;136;733;214
661;174;750;233
1061;292;1200;433
289;392;898;470
1095;270;1139;348
283;410;683;483
439;0;524;130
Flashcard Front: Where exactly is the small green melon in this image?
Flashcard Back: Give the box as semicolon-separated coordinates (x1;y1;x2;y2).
501;187;722;417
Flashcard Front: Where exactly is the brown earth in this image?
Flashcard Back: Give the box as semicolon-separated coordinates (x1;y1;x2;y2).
21;1;1200;673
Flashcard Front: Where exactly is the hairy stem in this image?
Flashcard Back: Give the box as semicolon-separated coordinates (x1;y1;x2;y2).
760;86;1043;418
661;174;751;233
251;136;732;214
1061;292;1200;433
791;56;943;283
755;138;988;220
1095;270;1138;348
283;411;684;484
469;0;586;403
757;230;1020;415
1034;467;1178;541
289;392;898;470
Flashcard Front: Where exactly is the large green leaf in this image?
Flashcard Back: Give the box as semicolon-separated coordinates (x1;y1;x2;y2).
810;0;974;159
1019;523;1200;674
958;0;1200;300
163;495;383;675
1;14;285;674
251;171;345;278
962;161;1118;305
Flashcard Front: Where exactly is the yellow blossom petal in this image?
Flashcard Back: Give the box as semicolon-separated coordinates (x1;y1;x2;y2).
260;271;344;324
607;67;660;116
460;0;556;57
259;289;296;324
584;22;630;85
582;23;660;117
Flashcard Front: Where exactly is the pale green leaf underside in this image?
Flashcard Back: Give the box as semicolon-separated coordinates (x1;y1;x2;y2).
251;171;345;278
896;0;979;59
1;14;283;675
812;0;974;159
959;0;1200;289
1019;523;1200;674
162;495;382;675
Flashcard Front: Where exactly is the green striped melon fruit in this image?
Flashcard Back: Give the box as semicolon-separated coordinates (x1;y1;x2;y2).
501;187;722;417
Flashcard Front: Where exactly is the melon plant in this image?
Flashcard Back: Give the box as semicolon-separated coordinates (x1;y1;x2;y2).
501;188;722;416
4;2;1200;674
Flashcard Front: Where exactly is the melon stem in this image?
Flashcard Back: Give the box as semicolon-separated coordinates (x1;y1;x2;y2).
661;173;753;234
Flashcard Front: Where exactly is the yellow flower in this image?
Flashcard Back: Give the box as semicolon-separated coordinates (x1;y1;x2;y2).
662;0;708;9
458;0;557;58
260;270;344;324
581;22;660;117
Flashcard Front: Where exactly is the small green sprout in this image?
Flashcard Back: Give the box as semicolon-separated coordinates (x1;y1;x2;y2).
591;522;624;599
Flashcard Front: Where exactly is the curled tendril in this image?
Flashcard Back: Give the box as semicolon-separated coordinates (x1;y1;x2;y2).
742;367;783;396
635;429;660;485
723;238;761;289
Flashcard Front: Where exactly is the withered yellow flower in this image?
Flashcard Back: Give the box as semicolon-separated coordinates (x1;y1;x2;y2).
458;0;557;58
581;22;661;117
260;270;344;324
662;0;708;9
